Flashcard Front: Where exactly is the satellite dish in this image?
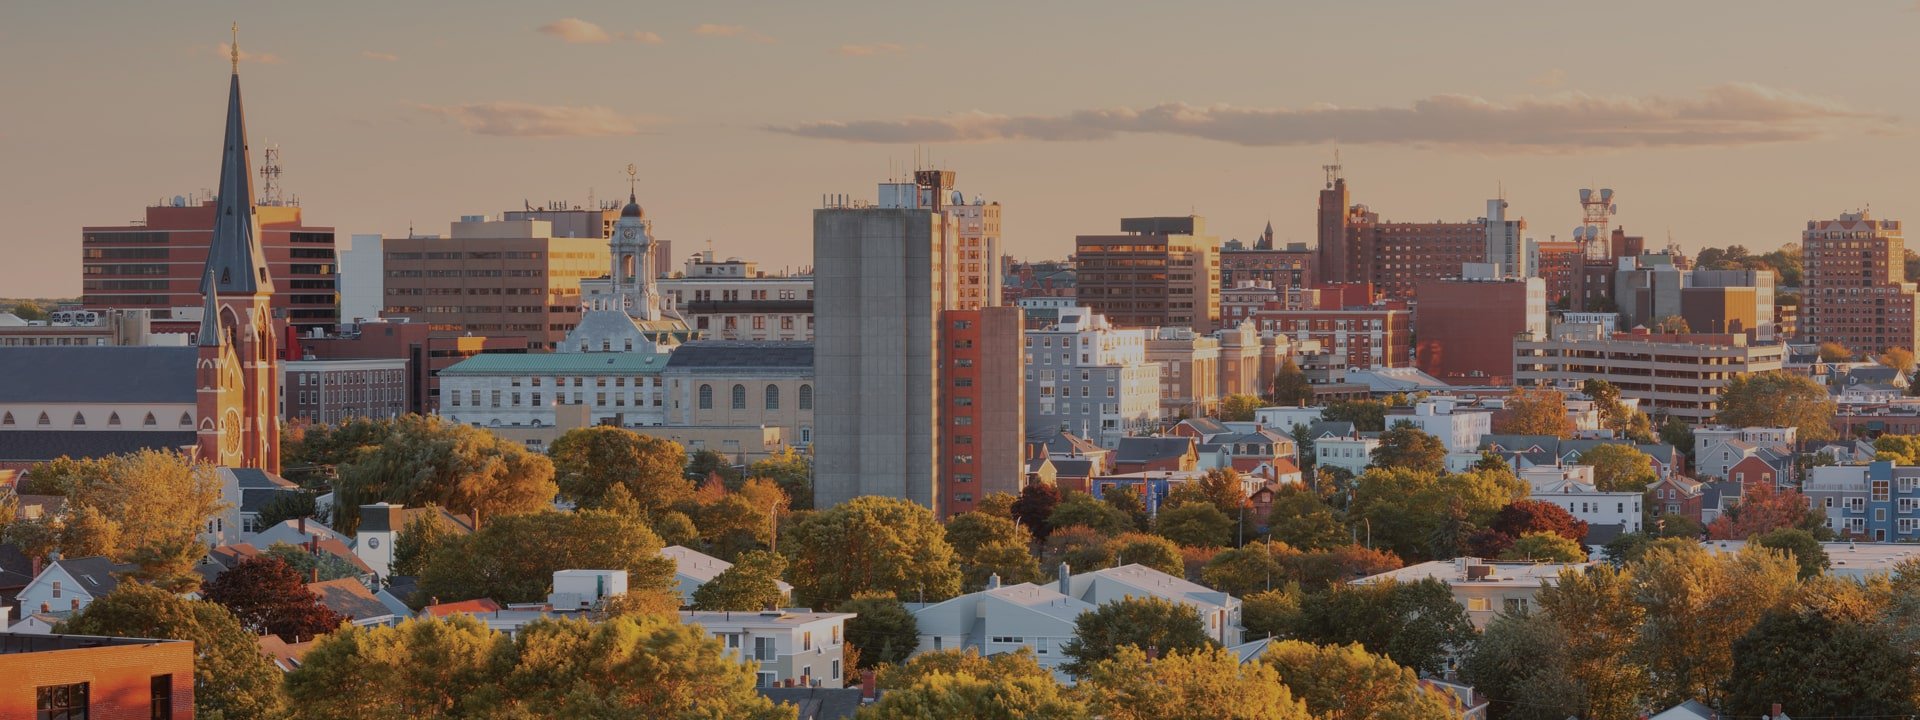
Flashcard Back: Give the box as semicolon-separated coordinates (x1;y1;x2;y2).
1579;189;1593;203
173;195;186;207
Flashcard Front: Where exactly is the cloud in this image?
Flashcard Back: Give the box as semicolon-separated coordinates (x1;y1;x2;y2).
1530;68;1566;88
768;84;1887;153
695;23;774;43
362;50;399;62
628;31;664;44
835;43;905;57
217;43;283;65
416;102;651;137
539;18;613;44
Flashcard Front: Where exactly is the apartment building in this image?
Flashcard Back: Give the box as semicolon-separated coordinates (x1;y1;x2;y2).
1252;305;1411;370
382;217;609;349
651;254;814;341
1513;327;1788;423
687;610;855;688
279;357;409;424
1073;216;1221;332
1803;462;1920;541
1413;272;1547;385
1801;211;1918;356
1024;307;1161;448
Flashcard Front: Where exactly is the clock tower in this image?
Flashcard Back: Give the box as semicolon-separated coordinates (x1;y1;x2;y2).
610;163;660;322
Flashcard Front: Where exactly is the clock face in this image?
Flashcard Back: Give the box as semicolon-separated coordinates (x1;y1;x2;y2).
367;537;381;549
621;227;638;240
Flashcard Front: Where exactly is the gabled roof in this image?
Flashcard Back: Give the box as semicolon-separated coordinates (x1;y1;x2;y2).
1114;437;1195;464
758;688;865;720
661;545;794;594
48;556;129;597
257;634;317;672
1071;563;1235;613
1028;430;1105;457
421;598;502;617
663;341;814;370
0;543;33;589
1210;428;1292;447
0;343;198;405
307;578;393;621
0;431;198;464
1304;421;1356;440
1175;418;1230;438
1701;480;1745;509
1050;459;1096;478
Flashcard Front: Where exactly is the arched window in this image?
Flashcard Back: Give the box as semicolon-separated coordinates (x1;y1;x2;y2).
765;384;780;410
143;412;157;426
698;384;714;410
179;412;193;427
71;412;85;426
38;412;51;426
799;384;813;410
731;384;747;410
108;412;121;426
1;412;12;426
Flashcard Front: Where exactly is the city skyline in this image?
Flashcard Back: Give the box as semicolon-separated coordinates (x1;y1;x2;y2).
6;1;1920;297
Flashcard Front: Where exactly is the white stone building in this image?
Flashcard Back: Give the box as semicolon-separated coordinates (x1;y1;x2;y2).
1024;308;1162;448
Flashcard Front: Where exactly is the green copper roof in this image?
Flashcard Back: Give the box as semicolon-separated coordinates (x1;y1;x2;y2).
440;352;668;376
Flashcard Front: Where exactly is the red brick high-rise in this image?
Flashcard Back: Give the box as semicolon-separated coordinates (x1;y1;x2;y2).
1314;168;1488;301
1801;211;1918;355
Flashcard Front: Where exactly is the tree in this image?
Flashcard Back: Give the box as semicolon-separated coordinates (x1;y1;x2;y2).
1348;467;1527;562
1102;487;1151;531
61;583;285;719
747;447;813;511
1882;347;1917;374
878;646;1055;689
976;491;1018;519
1271;358;1315;406
783;496;961;607
1492;387;1574;438
8;299;48;321
1218;394;1263;422
284;615;503;718
548;426;692;515
1082;645;1312;720
125;534;208;593
1717;370;1838;442
1192;467;1251;518
696;493;775;561
391;509;457;577
1010;483;1061;541
1723;609;1918;718
1284;545;1403;589
1262;641;1457;720
1875;433;1920;464
1585;379;1654;443
1652;315;1691;334
858;669;1086;720
1042;525;1117;576
1532;563;1649;719
1322;399;1389;432
1060;596;1217;676
21;450;222;573
692;550;789;611
265;541;362;582
280;415;405;486
203;555;347;641
1499;532;1585;562
1460;612;1582;720
1470;499;1587;557
841;592;920;669
1630;541;1799;707
1109;532;1185;576
684;448;742;487
334;414;558;533
1707;484;1829;540
1202;540;1295;596
415;510;676;605
1048;491;1134;535
1818;341;1854;362
1579;444;1658;492
1657;416;1694;456
1264;486;1348;551
1293;579;1475;676
254;490;321;531
500;615;792;719
1754;527;1830;579
1369;422;1447;474
1242;586;1304;639
1154;501;1235;549
945;512;1041;590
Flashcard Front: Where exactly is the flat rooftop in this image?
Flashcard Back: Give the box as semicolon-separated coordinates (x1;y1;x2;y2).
0;633;187;655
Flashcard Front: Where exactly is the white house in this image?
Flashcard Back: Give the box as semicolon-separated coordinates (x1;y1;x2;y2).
1254;406;1323;431
1062;563;1243;646
1385;399;1492;454
1518;465;1643;550
1317;435;1382;474
1355;558;1591;629
909;577;1095;673
353;503;474;579
548;569;628;611
246;516;348;548
661;545;794;607
684;609;855;688
15;556;129;617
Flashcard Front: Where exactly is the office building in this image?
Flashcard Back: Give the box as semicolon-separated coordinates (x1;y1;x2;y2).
1221;240;1317;293
1074;216;1221;332
1485;198;1528;277
1024;307;1161;448
1252;304;1411;370
338;233;385;324
1528;239;1582;306
1514;327;1788;422
1314;166;1501;300
655;253;814;341
1414;271;1547;385
1801;211;1918;356
280;357;409;424
81;205;337;337
505;203;672;277
947;195;1003;310
1615;253;1686;329
381;217;609;349
940;307;1026;515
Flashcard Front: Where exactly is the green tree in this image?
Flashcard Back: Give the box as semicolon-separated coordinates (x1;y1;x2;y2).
696;493;775;561
1754;527;1830;579
748;447;813;511
783;497;961;607
652;509;700;547
1499;531;1585;562
124;534;208;593
334;414;558;533
1293;579;1475;676
1578;444;1658;492
1657;416;1694;457
692;550;789;611
1010;483;1062;540
684;448;743;487
1630;541;1799;707
1271;358;1315;406
61;583;285;719
1264;486;1348;551
202;555;347;642
1460;611;1582;720
858;669;1086;720
1102;487;1151;531
1060;596;1217;676
1242;586;1305;640
1492;387;1574;438
1218;393;1263;422
1082;645;1312;720
280;415;404;487
1724;608;1918;718
1285;545;1403;589
1585;379;1654;443
1202;540;1296;596
945;511;1041;590
500;615;793;719
877;647;1055;689
1154;501;1235;549
1717;370;1838;442
1874;433;1920;464
1370;422;1447;474
265;541;362;582
1323;399;1389;432
1041;526;1117;577
1533;563;1649;719
284;615;508;719
976;492;1018;519
1048;491;1134;535
1348;467;1526;562
841;592;920;669
1109;532;1185;577
415;510;675;605
390;509;457;577
8;299;48;321
253;490;320;531
548;426;692;514
1262;641;1457;720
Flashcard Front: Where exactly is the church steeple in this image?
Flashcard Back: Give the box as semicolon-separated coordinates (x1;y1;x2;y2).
196;267;222;347
202;24;272;297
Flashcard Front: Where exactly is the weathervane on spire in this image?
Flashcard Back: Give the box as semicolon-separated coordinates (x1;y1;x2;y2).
625;163;638;198
230;22;240;72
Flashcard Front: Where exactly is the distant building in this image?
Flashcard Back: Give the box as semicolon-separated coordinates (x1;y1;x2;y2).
279;357;408;424
295;319;529;415
1253;305;1411;370
1074;216;1221;332
338;233;385;324
1315;169;1503;301
1514;327;1787;423
1528;239;1582;305
653;252;814;341
1800;211;1917;356
1354;557;1592;629
688;609;855;688
1413;273;1546;385
662;341;816;450
381;217;610;350
1220;241;1317;294
939;307;1026;515
1386;399;1493;454
1023;307;1160;448
0;634;195;719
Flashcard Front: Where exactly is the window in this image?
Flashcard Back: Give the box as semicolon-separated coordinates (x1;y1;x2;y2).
52;581;61;598
732;384;747;410
1503;598;1529;614
1466;597;1490;612
803;631;813;651
107;412;120;426
71;412;85;426
755;636;776;662
36;681;88;720
1874;480;1891;502
698;384;714;410
765;384;780;410
799;384;813;410
180;412;193;426
151;675;172;719
831;659;842;680
0;412;10;426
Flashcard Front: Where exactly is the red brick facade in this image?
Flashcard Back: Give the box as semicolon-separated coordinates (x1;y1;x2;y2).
0;636;194;719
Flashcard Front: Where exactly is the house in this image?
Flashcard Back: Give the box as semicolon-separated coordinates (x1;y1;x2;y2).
1649;700;1717;720
246;516;349;548
1693;426;1797;482
307;578;403;627
1800;461;1920;541
1023;457;1058;489
1167;417;1231;442
1353;557;1592;629
7;612;61;635
1698;480;1745;527
758;686;868;720
661;545;794;607
1248;475;1307;521
1197;427;1297;474
1088;470;1220;516
1479;435;1680;480
685;609;856;688
1385;399;1492;453
258;634;318;672
16;556;132;617
1062;563;1243;646
1253;406;1324;432
1516;465;1643;549
1111;437;1198;474
353;503;475;579
1046;458;1098;494
419;598;502;618
1726;453;1792;490
909;577;1095;673
210;467;303;544
1315;433;1381;475
1025;430;1113;475
1648;475;1705;521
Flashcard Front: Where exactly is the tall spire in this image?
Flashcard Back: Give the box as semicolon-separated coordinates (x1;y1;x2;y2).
202;26;272;297
197;266;222;347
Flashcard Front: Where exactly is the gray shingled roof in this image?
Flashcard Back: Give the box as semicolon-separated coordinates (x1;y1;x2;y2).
0;347;197;404
0;431;198;463
308;579;394;621
664;341;813;370
759;688;865;720
1114;437;1194;464
56;556;131;597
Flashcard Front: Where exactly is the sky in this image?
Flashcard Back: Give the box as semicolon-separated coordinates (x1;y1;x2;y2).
3;1;1919;298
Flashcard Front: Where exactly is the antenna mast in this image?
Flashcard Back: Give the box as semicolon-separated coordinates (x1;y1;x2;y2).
259;144;284;206
1322;149;1343;189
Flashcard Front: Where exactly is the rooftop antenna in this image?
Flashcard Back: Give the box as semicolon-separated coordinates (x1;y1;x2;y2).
259;144;283;206
1322;148;1343;189
230;22;240;73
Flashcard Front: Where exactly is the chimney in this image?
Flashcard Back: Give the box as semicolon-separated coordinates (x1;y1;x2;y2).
71;599;79;611
1058;563;1072;594
1768;703;1784;719
986;573;1002;590
310;567;320;584
39;602;49;614
298;516;306;535
860;669;878;700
